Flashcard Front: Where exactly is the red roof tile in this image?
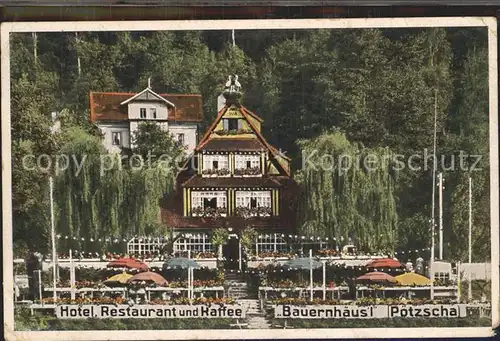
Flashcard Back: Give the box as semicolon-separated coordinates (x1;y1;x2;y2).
89;92;203;123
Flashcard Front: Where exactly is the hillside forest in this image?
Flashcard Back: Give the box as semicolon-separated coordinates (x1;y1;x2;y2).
10;28;491;262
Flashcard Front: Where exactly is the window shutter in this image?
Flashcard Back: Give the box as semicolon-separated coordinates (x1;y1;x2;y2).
223;119;229;130
237;119;243;130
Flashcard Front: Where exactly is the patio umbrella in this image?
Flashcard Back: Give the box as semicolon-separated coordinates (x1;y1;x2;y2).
357;272;397;284
162;257;201;270
366;258;403;269
163;257;201;300
103;272;133;286
395;272;432;286
284;251;324;302
128;271;168;286
107;257;149;271
283;258;322;270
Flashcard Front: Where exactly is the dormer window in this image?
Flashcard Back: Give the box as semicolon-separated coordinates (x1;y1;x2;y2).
223;118;239;131
150;108;157;119
140;108;147;119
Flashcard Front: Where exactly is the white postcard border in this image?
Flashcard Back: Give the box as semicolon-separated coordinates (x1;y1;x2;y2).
2;17;498;340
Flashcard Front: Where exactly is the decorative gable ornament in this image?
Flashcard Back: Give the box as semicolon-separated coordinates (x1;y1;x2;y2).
223;74;242;105
120;86;176;107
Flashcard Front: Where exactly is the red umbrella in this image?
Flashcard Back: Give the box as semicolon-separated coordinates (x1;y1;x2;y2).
127;271;168;286
357;272;397;284
107;257;149;271
366;258;403;269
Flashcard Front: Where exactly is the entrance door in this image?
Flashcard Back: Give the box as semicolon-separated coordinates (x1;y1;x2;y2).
223;237;239;270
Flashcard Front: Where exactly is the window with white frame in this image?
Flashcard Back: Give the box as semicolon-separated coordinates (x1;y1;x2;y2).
150;107;157;119
112;132;122;146
301;240;329;254
140;108;147;119
236;191;271;208
434;272;450;282
255;234;288;254
203;154;229;171
191;191;227;210
174;234;213;253
127;237;163;256
235;154;260;170
176;133;185;145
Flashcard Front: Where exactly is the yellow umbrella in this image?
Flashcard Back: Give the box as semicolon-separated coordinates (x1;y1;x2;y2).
395;272;432;286
104;272;133;286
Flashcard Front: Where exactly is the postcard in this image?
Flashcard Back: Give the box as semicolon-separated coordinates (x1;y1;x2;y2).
2;18;498;340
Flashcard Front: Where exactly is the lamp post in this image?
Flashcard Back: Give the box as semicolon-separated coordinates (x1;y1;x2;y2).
468;176;473;301
309;249;313;302
49;176;57;302
438;172;444;260
430;89;438;300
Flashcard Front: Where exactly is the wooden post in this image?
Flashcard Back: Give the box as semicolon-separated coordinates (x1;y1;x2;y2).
50;177;57;302
255;237;259;258
309;249;313;302
37;270;42;304
322;260;326;300
238;237;242;272
188;249;191;300
70;249;75;300
468;176;473;301
438;172;444;260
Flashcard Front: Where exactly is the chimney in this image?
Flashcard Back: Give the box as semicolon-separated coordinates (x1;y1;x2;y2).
217;93;226;112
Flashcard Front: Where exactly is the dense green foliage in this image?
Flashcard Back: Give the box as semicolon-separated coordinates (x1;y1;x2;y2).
298;131;398;253
10;28;490;262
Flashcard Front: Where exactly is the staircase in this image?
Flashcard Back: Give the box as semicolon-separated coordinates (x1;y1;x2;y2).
225;273;249;299
225;274;271;329
240;299;271;329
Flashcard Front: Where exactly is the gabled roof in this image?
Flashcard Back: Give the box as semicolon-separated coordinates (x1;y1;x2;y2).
194;104;291;175
90;92;203;123
120;87;176;107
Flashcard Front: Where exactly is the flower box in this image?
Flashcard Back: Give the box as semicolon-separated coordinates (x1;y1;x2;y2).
214;129;253;136
234;167;261;177
191;207;227;218
235;206;272;218
201;169;231;177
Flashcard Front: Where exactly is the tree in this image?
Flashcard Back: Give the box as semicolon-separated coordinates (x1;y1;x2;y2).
446;46;490;262
131;122;186;164
298;131;398;253
54;125;177;252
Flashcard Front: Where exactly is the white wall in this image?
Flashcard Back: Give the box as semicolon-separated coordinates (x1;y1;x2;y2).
169;123;198;155
97;123;130;153
127;102;169;120
461;263;491;281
